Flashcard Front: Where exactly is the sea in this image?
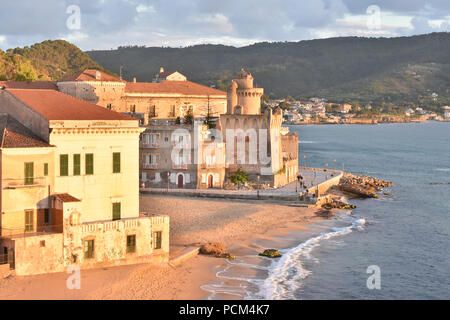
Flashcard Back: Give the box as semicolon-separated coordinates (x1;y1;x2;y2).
202;122;450;300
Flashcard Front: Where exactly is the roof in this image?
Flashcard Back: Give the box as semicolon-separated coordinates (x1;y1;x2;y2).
0;81;58;90
0;114;52;148
59;69;122;82
156;71;177;78
52;193;81;203
6;89;136;121
125;80;226;96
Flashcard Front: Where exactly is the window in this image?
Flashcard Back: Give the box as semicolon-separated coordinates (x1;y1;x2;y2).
130;105;136;113
84;239;95;259
25;210;34;232
150;105;157;117
85;154;94;175
73;154;81;176
44;163;48;176
112;202;121;221
106;103;112;110
113;152;121;173
127;235;136;253
153;231;162;249
44;209;50;224
40;240;46;248
24;162;34;185
60;154;69;176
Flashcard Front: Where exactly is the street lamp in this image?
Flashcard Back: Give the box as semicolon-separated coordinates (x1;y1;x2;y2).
167;171;170;192
257;174;261;199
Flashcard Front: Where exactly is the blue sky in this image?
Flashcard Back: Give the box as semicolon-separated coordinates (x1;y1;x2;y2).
0;0;449;50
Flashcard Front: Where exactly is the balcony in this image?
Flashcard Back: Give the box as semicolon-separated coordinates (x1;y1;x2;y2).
3;177;47;189
173;164;188;170
77;214;168;234
143;163;158;169
1;224;63;239
141;142;160;148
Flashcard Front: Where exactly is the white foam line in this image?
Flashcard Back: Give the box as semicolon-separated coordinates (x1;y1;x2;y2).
258;218;366;300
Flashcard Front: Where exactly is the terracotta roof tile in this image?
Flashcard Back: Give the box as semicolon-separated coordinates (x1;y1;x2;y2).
0;114;53;148
125;80;226;96
60;69;122;82
0;81;58;90
6;89;136;121
52;193;81;202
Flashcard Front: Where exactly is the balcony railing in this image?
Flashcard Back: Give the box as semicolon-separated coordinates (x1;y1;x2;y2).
141;142;160;148
173;164;188;169
143;163;158;169
3;177;47;189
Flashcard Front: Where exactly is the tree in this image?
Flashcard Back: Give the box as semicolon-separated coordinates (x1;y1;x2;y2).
199;96;217;129
230;168;249;185
184;107;193;125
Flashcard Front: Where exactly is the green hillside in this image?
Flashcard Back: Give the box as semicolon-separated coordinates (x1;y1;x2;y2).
87;32;450;105
0;40;111;82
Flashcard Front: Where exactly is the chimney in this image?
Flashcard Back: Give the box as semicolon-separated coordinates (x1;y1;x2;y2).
160;67;164;73
133;77;137;83
95;71;101;80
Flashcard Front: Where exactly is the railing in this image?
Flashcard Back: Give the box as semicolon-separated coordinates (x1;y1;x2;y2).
173;164;188;169
78;215;167;234
143;163;158;169
3;177;47;189
0;224;63;238
141;142;159;148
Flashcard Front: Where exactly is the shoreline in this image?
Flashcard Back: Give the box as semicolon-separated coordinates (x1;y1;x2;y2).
286;119;450;126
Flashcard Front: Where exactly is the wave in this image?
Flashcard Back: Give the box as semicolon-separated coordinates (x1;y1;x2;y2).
258;218;366;300
298;141;318;144
434;168;450;172
202;217;366;300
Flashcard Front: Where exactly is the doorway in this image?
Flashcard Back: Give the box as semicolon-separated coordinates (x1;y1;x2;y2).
208;174;214;188
177;174;184;189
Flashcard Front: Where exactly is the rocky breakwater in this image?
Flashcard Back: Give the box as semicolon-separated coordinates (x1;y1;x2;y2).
338;173;392;198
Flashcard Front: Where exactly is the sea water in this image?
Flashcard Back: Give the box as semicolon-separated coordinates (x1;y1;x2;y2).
202;122;450;300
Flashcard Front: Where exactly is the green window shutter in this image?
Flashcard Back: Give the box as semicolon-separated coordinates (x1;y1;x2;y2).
84;240;95;259
85;153;94;175
127;235;136;253
24;162;34;185
112;202;121;221
44;163;48;176
60;155;69;176
113;152;121;173
153;231;162;249
73;154;81;176
25;210;34;232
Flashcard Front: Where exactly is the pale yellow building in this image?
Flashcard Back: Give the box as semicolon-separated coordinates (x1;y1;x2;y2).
0;83;169;275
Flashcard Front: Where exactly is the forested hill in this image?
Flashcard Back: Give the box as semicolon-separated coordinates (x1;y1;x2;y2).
0;40;111;82
87;32;450;105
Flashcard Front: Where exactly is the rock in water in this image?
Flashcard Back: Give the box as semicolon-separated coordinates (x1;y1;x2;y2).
259;249;282;258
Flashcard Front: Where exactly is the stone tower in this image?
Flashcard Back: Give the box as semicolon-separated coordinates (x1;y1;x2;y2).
226;69;264;115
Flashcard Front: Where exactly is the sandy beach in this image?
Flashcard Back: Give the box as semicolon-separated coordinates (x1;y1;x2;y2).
0;195;324;300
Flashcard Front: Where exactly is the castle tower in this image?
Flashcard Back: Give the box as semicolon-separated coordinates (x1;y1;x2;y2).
226;69;264;115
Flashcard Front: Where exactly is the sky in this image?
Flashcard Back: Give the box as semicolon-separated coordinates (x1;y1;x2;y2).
0;0;449;51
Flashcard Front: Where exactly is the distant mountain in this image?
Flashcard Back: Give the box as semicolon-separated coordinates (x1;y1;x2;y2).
87;32;450;105
0;40;111;82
